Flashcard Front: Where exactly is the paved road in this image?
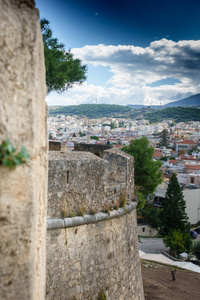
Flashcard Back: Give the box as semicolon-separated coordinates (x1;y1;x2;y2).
138;237;168;254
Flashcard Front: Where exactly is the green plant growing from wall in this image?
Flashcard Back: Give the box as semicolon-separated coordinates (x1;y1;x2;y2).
77;207;85;217
68;212;76;218
0;140;29;168
98;290;106;300
119;193;127;208
89;208;96;215
60;209;68;218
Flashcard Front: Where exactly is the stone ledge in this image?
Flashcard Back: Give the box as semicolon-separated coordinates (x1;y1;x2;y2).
47;201;137;230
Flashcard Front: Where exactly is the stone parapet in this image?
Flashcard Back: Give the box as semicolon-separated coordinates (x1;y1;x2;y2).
49;141;62;151
48;151;108;218
48;149;135;218
74;143;112;158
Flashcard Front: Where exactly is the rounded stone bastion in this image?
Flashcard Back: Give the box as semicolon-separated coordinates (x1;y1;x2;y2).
46;147;144;299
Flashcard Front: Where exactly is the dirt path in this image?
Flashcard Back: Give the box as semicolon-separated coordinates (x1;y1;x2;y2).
141;260;200;300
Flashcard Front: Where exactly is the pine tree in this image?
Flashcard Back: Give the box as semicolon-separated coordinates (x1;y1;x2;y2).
40;18;86;93
159;173;189;236
160;129;169;148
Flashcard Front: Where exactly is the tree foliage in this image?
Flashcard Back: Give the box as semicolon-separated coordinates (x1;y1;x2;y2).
159;173;189;237
163;229;192;257
163;229;186;256
141;206;162;229
193;240;200;262
160;129;169;148
90;136;99;140
49;104;131;118
145;107;200;123
122;137;162;199
40;18;87;93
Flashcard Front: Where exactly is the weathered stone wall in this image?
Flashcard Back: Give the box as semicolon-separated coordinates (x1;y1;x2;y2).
48;151;108;218
74;143;112;158
0;1;47;299
46;205;144;300
48;149;134;218
49;141;62;151
137;225;158;237
103;148;134;202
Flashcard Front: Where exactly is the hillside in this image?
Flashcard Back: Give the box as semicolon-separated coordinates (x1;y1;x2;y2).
144;107;200;123
127;104;146;109
165;94;200;108
127;104;162;110
127;94;200;110
49;104;131;118
48;103;200;122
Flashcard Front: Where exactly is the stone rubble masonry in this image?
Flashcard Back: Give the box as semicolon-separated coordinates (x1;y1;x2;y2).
0;1;47;299
74;143;113;158
47;146;144;299
103;147;134;204
48;148;134;218
46;203;144;300
49;141;62;151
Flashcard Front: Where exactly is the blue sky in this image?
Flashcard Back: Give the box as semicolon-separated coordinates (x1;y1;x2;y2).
36;0;200;106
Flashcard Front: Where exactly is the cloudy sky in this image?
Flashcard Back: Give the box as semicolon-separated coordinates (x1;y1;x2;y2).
36;0;200;106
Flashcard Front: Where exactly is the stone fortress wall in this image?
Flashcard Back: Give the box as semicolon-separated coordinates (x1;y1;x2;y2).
47;144;144;299
1;2;144;298
0;1;48;299
74;143;112;158
48;147;134;218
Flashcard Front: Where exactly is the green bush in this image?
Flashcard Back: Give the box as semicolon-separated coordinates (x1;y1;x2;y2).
164;229;185;257
163;229;192;257
193;240;200;262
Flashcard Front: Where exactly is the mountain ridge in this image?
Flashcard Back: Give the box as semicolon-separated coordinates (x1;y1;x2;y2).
127;94;200;109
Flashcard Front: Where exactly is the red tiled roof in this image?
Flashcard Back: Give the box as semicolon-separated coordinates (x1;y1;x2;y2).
96;142;106;145
113;145;123;149
185;165;200;170
169;160;177;164
177;140;197;145
153;152;162;157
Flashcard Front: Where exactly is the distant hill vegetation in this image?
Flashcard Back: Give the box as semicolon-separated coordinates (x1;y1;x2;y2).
144;107;200;123
48;95;200;122
165;94;200;107
49;104;131;118
127;104;161;110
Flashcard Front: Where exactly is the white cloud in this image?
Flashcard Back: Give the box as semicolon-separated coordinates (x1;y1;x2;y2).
47;39;200;106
